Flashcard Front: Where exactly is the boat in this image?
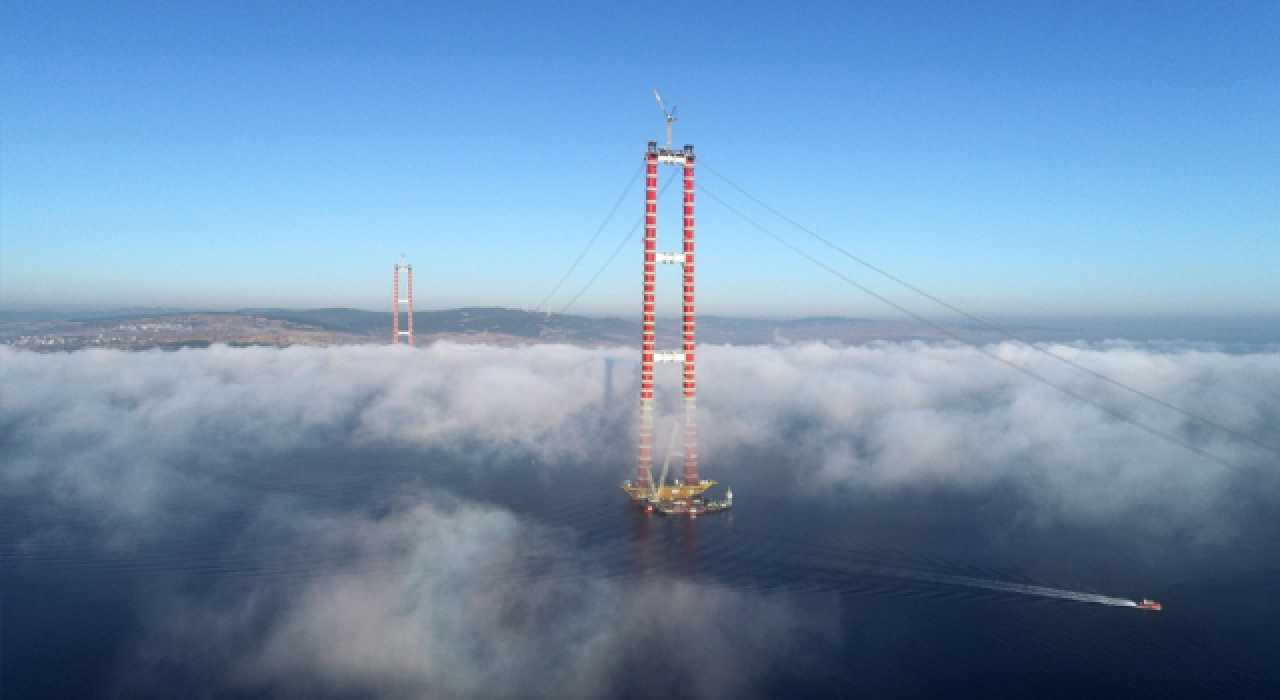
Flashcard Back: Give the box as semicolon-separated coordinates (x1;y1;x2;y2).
1136;599;1162;610
653;497;728;516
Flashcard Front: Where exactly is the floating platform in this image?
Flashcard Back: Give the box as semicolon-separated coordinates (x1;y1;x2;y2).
622;479;731;517
621;478;715;503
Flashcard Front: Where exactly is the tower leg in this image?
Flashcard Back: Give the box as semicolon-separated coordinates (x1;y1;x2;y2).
393;267;400;344
682;154;698;486
637;148;659;488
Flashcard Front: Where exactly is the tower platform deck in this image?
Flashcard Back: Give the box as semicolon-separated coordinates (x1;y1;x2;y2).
621;479;715;503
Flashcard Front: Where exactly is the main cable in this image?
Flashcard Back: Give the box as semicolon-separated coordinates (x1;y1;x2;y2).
534;164;644;314
699;161;1279;457
560;170;681;315
699;184;1251;473
464;164;645;347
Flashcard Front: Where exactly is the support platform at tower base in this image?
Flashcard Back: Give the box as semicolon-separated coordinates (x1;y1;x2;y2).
622;479;730;516
622;479;715;503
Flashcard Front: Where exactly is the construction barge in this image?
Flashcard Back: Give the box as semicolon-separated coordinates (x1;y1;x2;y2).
622;476;732;517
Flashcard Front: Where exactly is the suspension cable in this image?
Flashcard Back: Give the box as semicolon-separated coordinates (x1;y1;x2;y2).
699;183;1258;473
560;170;681;315
700;161;1279;457
534;164;644;314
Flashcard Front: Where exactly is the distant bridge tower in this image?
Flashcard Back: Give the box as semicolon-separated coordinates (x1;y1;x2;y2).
393;254;413;346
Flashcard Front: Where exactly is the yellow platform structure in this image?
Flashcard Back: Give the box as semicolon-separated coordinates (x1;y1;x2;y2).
622;479;715;503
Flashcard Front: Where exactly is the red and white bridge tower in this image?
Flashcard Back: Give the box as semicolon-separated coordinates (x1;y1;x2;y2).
393;255;413;346
624;138;713;504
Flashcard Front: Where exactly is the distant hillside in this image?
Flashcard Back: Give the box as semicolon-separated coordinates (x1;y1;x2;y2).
0;308;191;323
5;307;1276;351
241;307;638;344
238;308;962;345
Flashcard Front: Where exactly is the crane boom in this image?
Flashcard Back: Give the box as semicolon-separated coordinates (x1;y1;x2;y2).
652;421;682;502
653;89;678;150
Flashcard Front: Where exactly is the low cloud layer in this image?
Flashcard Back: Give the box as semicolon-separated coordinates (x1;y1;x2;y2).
696;342;1278;523
3;342;1277;696
112;498;817;699
3;341;1276;529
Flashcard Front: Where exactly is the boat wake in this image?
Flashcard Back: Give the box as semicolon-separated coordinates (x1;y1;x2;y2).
710;528;1142;609
897;569;1138;607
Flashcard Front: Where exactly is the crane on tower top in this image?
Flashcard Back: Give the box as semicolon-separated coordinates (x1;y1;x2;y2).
654;90;678;151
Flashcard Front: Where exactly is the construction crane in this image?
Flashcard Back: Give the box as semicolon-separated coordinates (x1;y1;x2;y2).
654;90;678;151
650;421;683;503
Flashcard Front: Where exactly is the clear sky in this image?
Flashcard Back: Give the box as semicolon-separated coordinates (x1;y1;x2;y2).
2;1;1277;318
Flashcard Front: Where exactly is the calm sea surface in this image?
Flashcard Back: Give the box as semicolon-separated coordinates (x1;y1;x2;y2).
4;446;1278;698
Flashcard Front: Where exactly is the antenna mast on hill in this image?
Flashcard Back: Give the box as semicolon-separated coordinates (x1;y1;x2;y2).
654;90;678;151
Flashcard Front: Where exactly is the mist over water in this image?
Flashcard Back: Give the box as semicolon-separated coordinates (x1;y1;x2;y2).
3;343;1278;698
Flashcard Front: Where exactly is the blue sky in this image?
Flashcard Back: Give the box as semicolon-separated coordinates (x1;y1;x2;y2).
2;1;1276;318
